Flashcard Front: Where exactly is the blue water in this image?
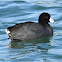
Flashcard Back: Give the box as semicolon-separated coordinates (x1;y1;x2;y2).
0;0;62;62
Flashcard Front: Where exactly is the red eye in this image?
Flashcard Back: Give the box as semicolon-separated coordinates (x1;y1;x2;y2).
46;17;48;18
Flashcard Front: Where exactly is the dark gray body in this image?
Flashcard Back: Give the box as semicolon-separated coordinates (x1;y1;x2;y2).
6;22;53;40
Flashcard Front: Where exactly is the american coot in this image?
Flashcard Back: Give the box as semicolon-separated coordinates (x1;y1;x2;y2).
6;12;55;40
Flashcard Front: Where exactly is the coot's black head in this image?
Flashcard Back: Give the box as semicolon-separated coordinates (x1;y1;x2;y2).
38;12;51;26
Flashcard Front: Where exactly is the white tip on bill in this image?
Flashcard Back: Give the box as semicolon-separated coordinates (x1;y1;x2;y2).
49;18;55;23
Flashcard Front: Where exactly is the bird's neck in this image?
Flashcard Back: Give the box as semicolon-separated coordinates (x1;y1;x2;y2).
39;19;49;27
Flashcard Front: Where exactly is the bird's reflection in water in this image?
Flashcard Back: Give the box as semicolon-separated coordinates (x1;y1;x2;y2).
9;36;53;51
